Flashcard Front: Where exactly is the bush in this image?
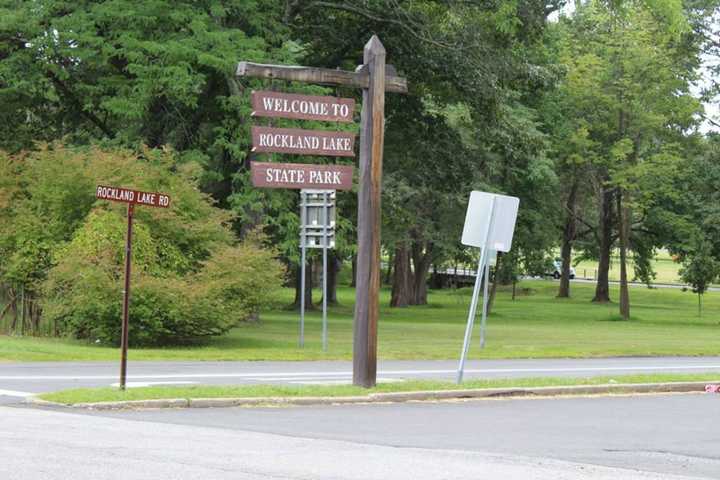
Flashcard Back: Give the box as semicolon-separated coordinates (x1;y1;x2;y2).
0;144;284;345
44;214;283;346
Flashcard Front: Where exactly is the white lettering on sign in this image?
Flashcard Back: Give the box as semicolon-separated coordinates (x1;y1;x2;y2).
97;186;135;202
96;185;171;208
265;168;308;184
308;170;342;185
257;133;352;153
258;133;322;150
262;97;333;117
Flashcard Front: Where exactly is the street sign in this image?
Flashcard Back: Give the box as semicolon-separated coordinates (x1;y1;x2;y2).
251;126;355;157
95;184;171;391
239;36;409;387
457;191;520;383
461;191;519;252
252;91;355;123
96;185;170;208
251;161;353;190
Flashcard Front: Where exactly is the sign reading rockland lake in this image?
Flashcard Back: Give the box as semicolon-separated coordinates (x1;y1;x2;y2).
251;126;355;157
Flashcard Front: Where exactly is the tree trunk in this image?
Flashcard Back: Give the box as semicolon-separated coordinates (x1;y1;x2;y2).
558;181;578;298
390;243;411;307
410;240;432;305
487;253;502;315
699;293;702;317
593;187;614;303
384;251;393;285
326;252;339;305
293;260;314;310
617;192;630;319
350;254;357;287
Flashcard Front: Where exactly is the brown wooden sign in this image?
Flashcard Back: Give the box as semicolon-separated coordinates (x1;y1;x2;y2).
252;91;355;123
96;185;171;208
251;126;355;157
251;161;353;190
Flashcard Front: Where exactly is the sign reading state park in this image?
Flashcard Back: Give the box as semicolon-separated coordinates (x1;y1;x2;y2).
252;91;355;123
251;162;353;190
96;185;171;208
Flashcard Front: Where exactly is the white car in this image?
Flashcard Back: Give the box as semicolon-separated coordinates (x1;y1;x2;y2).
551;260;575;279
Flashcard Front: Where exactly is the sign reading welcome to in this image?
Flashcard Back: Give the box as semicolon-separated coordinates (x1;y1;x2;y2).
252;126;355;157
252;91;355;123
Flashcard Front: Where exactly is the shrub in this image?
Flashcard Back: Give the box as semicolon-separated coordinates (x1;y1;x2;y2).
0;144;285;345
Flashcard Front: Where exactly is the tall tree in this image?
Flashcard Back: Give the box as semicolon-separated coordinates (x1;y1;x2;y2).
554;0;700;316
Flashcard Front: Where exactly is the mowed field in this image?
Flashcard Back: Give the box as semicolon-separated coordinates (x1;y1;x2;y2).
573;250;682;283
1;279;719;362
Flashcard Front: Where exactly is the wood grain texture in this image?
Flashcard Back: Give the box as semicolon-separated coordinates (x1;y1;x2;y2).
237;61;407;94
353;35;386;388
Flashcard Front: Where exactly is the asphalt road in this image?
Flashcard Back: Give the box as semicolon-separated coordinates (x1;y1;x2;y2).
4;392;719;479
2;356;720;403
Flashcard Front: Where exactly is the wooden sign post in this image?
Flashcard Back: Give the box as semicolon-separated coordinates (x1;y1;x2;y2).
95;185;171;390
238;36;407;387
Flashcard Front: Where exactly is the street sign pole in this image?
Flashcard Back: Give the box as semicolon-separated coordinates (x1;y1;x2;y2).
353;36;386;387
119;203;134;391
322;191;329;352
95;185;170;391
457;197;497;384
480;256;491;349
300;193;307;348
457;191;520;383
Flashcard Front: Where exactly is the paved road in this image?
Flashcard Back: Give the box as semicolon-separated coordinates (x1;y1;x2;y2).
2;356;720;403
5;392;719;479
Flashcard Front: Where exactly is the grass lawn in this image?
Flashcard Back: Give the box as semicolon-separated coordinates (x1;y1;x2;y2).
38;372;720;405
572;249;683;283
2;279;720;362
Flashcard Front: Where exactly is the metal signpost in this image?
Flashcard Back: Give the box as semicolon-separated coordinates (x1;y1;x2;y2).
299;190;336;350
95;185;170;390
457;191;519;383
238;37;408;387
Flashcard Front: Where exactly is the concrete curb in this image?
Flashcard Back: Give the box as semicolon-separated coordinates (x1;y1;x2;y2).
28;380;717;411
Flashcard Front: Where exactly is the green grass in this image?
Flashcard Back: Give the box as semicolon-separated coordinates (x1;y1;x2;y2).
573;249;682;283
2;279;720;363
38;372;720;405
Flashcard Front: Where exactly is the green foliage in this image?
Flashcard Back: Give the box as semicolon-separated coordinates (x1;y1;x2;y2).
679;235;720;314
1;145;283;344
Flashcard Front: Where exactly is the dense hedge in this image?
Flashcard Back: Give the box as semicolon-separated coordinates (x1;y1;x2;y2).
1;145;284;345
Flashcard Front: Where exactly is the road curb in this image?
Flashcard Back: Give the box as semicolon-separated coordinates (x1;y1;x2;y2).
28;380;716;410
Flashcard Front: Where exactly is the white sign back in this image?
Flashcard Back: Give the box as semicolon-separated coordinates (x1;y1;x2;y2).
461;191;519;252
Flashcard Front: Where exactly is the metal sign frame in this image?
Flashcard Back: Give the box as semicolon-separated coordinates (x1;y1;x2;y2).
457;192;519;383
299;190;335;352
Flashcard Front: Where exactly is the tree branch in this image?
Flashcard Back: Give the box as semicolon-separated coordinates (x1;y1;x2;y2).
45;70;114;138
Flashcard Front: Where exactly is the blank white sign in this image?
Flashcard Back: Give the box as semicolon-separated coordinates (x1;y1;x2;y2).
461;191;519;252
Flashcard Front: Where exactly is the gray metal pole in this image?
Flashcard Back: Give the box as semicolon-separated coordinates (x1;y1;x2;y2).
322;192;328;352
299;192;306;348
457;197;497;384
479;258;491;348
456;250;485;384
